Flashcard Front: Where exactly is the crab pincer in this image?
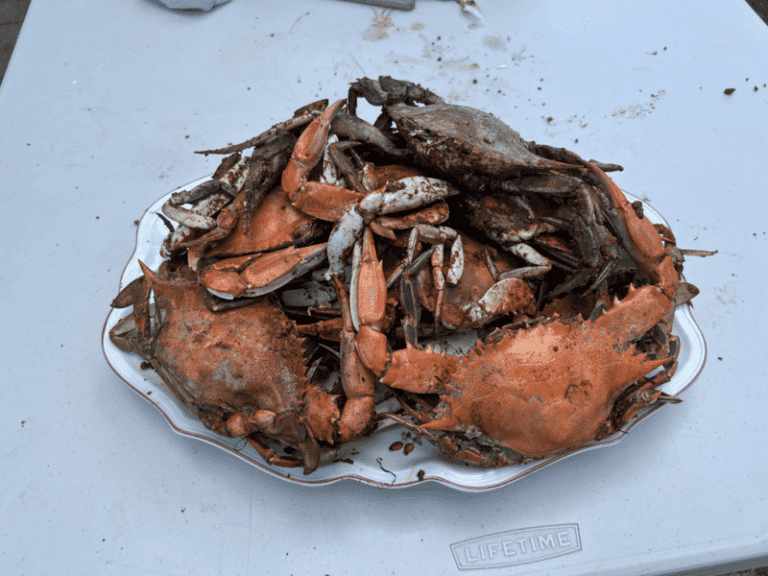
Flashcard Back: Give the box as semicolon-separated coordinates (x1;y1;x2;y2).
199;243;328;300
332;273;379;443
320;227;394;443
282;99;346;200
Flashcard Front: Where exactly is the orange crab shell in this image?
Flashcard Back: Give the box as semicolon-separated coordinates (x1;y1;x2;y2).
382;284;673;458
138;262;339;449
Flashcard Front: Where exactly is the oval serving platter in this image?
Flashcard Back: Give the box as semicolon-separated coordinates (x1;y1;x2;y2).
102;176;707;491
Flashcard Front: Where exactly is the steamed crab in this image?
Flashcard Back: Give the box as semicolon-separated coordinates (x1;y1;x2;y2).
185;91;689;469
109;261;349;474
382;284;680;465
109;78;705;473
348;76;588;182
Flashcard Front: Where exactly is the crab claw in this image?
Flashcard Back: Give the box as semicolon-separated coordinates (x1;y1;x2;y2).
332;275;377;443
282;99;346;199
199;243;328;299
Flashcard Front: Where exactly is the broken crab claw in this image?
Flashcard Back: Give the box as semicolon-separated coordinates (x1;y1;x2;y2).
381;284;679;466
109;260;344;474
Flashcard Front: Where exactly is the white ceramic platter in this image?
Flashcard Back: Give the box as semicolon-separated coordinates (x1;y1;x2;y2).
102;176;707;491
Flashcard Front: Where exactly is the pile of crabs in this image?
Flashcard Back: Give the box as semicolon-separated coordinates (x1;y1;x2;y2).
110;76;699;475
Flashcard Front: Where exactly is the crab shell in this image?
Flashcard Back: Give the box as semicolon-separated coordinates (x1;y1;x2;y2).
351;76;577;179
117;261;339;473
388;101;578;179
381;284;674;461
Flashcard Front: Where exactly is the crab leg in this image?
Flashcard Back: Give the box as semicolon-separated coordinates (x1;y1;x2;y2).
232;412;322;474
109;274;152;358
502;243;552;279
194;106;321;156
247;436;304;469
319;134;346;188
401;224;464;329
405;225;464;283
497;172;582;195
330;112;404;158
325;140;366;192
431;244;447;325
280;281;337;308
326;209;366;280
295;318;344;342
374;200;449;232
395;249;431;347
349;239;363;330
158;194;231;258
332;275;377;443
177;205;239;248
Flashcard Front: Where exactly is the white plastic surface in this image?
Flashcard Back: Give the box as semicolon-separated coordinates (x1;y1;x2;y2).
2;0;767;574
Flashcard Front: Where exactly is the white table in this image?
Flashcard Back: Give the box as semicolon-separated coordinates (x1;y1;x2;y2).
2;1;766;574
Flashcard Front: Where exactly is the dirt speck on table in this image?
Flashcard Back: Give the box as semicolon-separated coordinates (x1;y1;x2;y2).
363;13;394;41
484;36;506;50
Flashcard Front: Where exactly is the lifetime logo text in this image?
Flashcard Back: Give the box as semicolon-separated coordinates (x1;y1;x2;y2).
450;524;581;570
